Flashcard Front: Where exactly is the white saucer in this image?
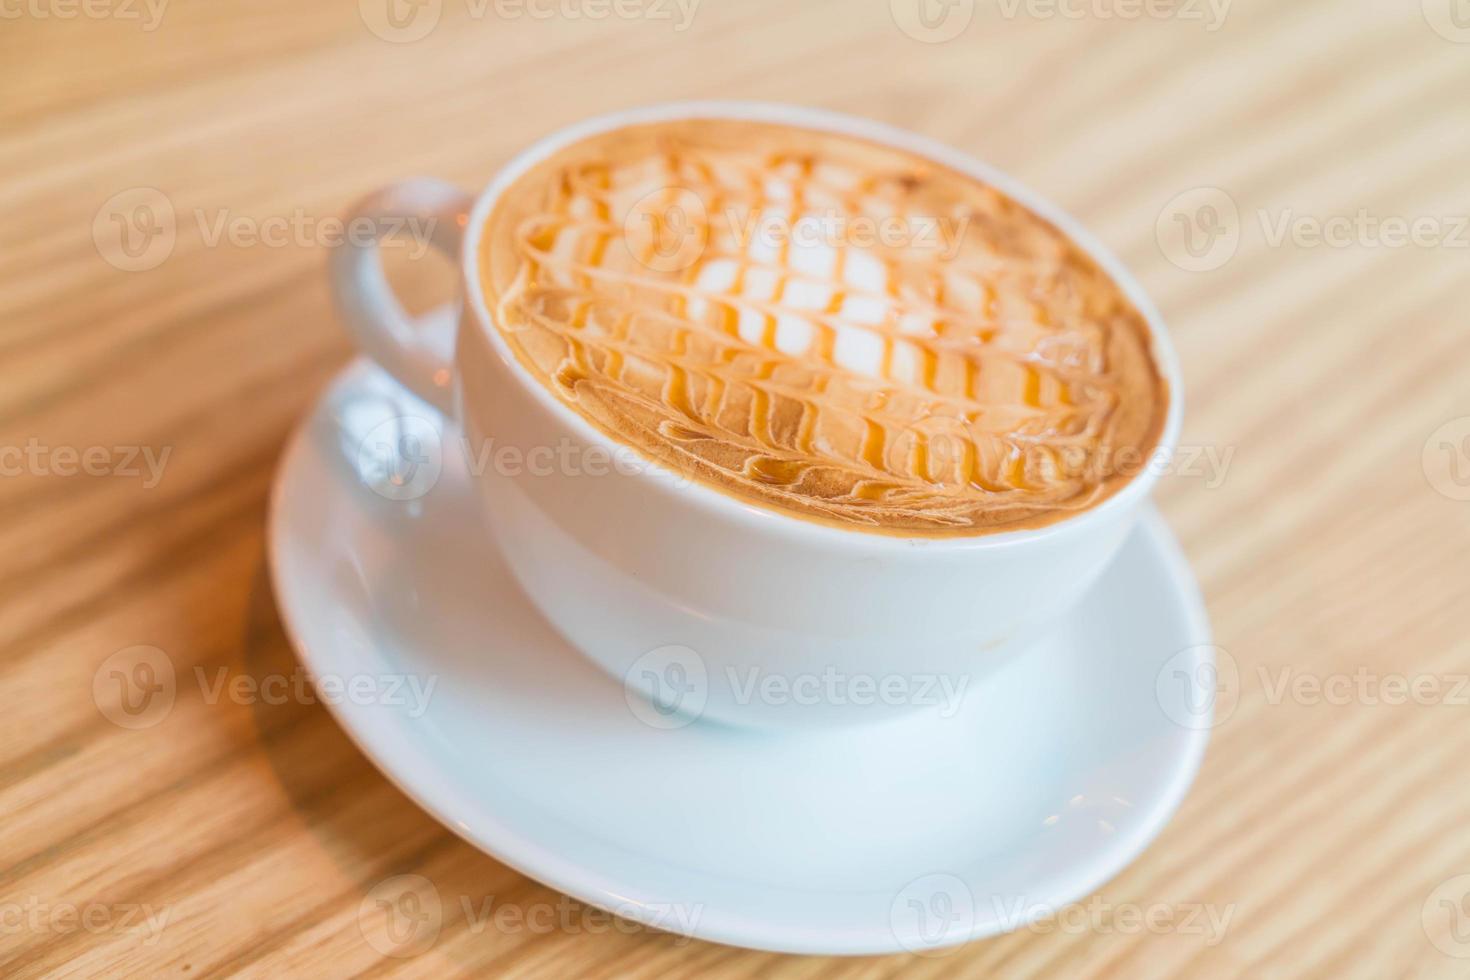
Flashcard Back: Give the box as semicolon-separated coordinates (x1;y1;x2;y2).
268;352;1214;956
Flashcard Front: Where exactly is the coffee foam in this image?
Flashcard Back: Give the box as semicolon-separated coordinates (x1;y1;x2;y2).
479;118;1168;536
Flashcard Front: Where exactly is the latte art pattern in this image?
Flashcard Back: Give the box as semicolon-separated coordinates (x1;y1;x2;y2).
481;120;1167;535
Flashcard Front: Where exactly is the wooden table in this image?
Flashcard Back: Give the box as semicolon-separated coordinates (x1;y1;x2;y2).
4;0;1468;975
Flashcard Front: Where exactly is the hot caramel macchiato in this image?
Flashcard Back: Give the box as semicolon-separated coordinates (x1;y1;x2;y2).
478;118;1167;536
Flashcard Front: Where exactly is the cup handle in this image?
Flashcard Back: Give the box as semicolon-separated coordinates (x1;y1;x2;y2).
329;178;473;415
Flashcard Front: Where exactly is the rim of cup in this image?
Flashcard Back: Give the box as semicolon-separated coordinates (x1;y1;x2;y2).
459;100;1185;553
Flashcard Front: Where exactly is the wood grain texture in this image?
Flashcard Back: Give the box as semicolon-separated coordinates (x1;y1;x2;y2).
3;0;1469;976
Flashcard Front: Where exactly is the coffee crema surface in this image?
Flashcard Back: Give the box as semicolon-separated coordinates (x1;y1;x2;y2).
479;119;1168;536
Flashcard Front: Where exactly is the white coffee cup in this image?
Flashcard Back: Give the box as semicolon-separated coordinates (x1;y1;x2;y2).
330;101;1184;729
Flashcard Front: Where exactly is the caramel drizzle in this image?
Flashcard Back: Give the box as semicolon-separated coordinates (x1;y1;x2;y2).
493;135;1147;531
